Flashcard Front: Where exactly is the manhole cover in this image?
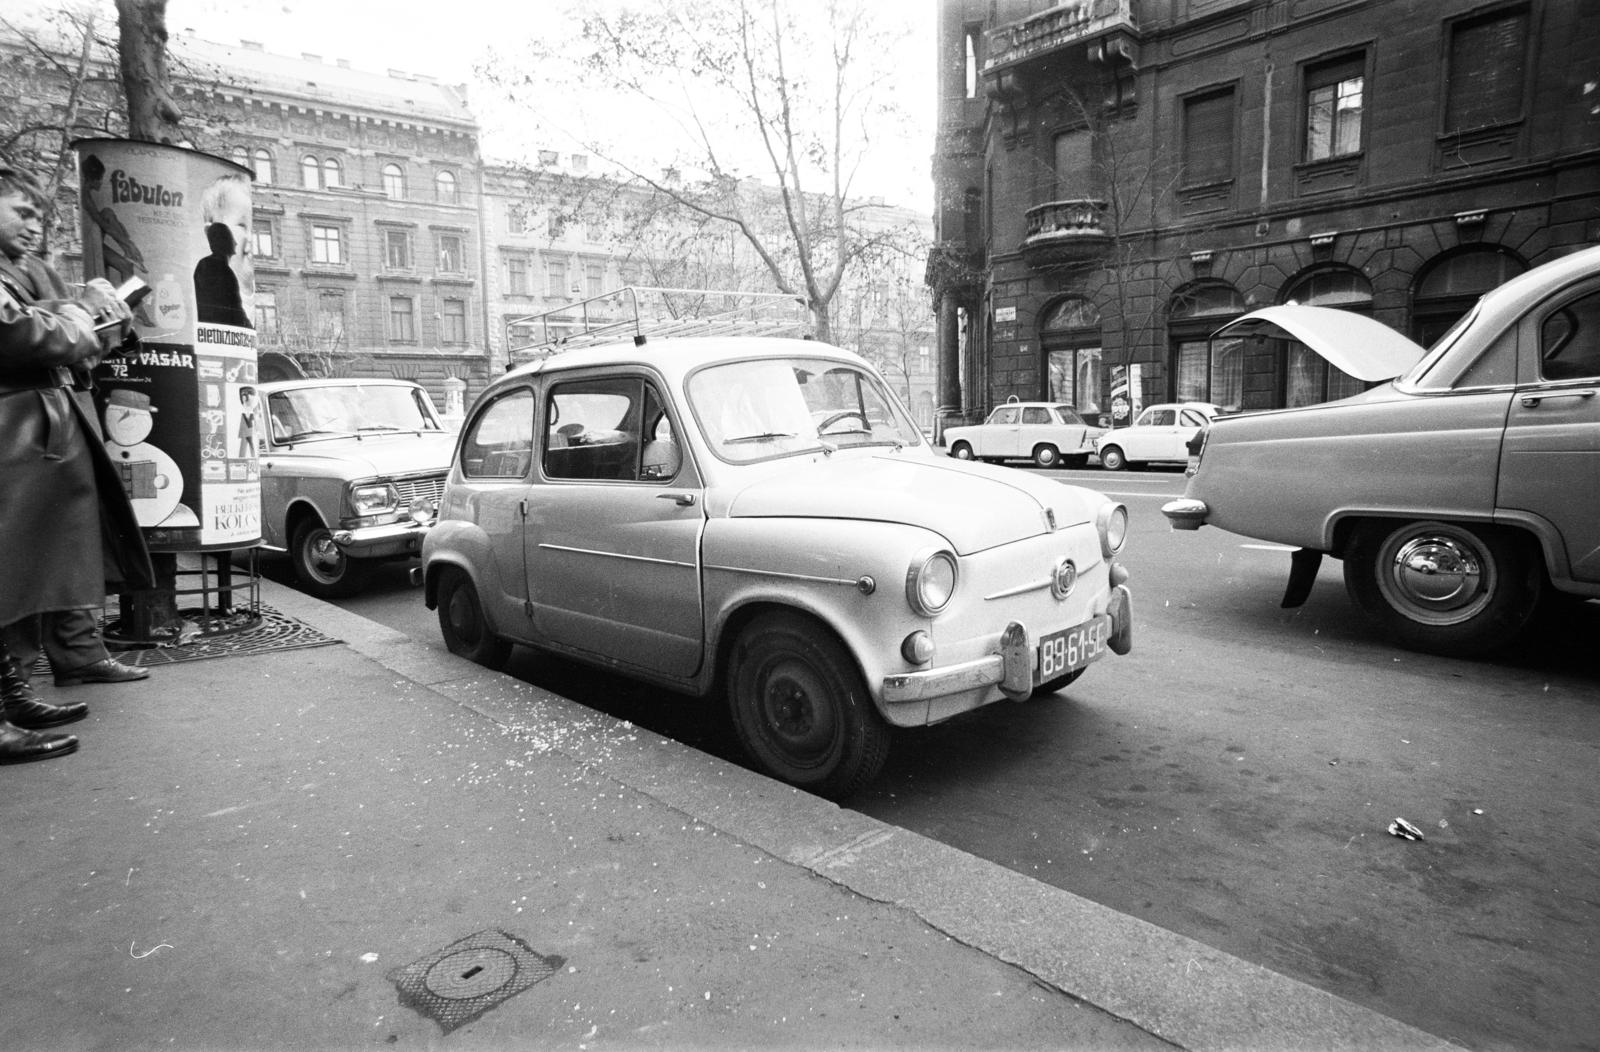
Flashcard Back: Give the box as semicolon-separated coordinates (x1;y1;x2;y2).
388;929;563;1034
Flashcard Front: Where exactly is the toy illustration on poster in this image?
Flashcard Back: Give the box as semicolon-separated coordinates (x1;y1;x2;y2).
192;172;254;328
102;388;198;528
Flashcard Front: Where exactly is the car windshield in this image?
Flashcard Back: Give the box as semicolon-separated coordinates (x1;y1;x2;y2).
267;384;441;442
686;356;923;463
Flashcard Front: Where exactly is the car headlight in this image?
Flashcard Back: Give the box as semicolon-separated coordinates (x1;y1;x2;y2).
905;548;958;617
1096;502;1129;559
350;482;400;516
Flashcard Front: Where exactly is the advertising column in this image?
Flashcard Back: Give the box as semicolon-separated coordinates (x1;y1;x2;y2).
76;139;261;553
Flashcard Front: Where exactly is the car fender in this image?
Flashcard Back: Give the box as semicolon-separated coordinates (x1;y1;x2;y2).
701;516;951;715
421;517;524;639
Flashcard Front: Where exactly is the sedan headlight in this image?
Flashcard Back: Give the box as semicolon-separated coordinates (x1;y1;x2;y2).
350;482;400;517
1096;502;1129;559
906;548;958;617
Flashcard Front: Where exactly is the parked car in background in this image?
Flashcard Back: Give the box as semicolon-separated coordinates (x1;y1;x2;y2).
421;336;1133;798
257;378;455;598
1095;402;1220;470
1162;243;1600;656
944;399;1105;468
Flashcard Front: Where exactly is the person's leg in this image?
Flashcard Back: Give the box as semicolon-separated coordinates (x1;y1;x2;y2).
0;627;80;761
47;609;148;686
0;626;87;728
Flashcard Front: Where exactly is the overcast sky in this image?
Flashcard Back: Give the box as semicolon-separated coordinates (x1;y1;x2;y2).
156;0;937;210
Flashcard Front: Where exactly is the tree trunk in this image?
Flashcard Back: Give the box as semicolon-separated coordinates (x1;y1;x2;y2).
115;0;183;143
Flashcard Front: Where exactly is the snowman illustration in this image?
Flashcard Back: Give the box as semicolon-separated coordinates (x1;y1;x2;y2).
102;388;199;528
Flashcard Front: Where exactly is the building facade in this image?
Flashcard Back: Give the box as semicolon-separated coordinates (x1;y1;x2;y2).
929;0;1600;429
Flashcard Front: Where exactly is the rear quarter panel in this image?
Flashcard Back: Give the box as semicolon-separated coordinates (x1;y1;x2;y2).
1192;388;1514;550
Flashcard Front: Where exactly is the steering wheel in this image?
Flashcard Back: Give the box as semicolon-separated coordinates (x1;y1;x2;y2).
817;410;869;432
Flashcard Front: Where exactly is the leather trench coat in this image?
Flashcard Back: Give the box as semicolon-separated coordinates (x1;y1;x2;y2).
0;253;154;627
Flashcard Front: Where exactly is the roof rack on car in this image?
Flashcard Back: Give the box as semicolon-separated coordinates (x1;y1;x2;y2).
506;286;812;358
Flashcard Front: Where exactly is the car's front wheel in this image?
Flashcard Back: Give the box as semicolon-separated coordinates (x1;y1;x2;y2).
290;518;370;599
1032;444;1060;468
1343;519;1542;657
1099;445;1127;471
949;441;974;460
435;566;511;670
726;611;890;799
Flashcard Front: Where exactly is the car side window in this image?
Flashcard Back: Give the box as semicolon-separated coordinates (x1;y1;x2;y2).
461;388;534;479
1539;290;1600;382
1179;409;1208;427
1140;409;1174;427
544;376;673;483
992;406;1020;425
1022;407;1050;425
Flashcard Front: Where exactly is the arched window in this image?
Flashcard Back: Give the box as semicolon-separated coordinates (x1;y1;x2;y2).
249;148;274;184
1169;281;1246;410
1040;296;1103;418
382;163;406;200
435;170;458;204
1280;266;1373;406
1412;247;1524;346
231;145;249;169
321;157;342;189
301;155;321;189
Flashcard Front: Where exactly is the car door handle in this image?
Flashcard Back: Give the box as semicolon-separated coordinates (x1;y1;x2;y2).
656;491;697;506
1521;388;1596;407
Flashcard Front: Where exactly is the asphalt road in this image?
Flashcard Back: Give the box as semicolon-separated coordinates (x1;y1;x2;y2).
292;463;1600;1052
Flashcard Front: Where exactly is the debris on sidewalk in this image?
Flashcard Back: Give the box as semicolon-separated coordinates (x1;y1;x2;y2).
1387;817;1425;841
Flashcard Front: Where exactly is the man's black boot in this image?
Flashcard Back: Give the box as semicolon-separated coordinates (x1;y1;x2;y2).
0;649;87;729
0;718;77;762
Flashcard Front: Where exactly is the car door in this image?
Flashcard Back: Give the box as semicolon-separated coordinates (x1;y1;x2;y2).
1499;283;1600;582
453;384;539;633
987;404;1022;458
523;372;706;677
1019;405;1054;455
1124;407;1176;460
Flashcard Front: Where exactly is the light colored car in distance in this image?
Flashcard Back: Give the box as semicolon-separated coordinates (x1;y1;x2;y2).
1162;242;1600;656
943;398;1106;468
420;336;1133;798
257;378;456;598
1095;401;1220;470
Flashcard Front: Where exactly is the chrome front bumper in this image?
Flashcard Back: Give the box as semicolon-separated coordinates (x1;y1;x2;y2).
1161;497;1209;531
881;585;1133;704
332;519;432;558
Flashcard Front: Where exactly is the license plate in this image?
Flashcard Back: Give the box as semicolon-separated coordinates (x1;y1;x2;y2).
1037;616;1111;681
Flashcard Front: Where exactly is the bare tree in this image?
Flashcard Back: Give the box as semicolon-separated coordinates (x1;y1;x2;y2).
114;0;182;143
483;0;916;342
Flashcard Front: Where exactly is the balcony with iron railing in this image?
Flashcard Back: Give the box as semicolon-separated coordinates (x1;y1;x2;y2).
1020;199;1112;267
984;0;1140;75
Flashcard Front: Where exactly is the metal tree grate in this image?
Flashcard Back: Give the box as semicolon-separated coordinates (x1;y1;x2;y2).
388;929;564;1034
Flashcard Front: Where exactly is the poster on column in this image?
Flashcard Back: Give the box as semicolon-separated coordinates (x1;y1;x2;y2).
76;139;261;552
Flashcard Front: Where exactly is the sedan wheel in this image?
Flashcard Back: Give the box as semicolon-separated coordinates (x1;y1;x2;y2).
1032;444;1060;469
1099;445;1127;471
290;518;370;599
1343;520;1542;657
950;441;974;460
727;612;889;799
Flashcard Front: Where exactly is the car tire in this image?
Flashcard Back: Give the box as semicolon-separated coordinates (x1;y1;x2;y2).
1099;445;1127;471
950;441;974;460
1343;519;1542;657
290;518;370;599
1032;668;1085;698
435;566;511;670
726;611;890;799
1032;444;1060;469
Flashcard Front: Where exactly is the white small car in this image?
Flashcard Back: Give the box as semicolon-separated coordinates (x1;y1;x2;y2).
421;337;1133;798
1095;402;1220;470
257;378;455;598
944;400;1104;468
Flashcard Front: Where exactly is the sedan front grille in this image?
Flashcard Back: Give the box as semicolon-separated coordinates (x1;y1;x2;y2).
394;475;447;506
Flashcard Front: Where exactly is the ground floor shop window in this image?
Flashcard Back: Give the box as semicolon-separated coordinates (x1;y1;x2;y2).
1046;346;1102;416
1174;337;1243;410
1285;345;1366;406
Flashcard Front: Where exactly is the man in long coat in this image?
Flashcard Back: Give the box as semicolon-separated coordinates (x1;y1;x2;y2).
0;167;154;762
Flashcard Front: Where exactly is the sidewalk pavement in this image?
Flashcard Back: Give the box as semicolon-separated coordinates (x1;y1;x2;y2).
2;576;1460;1051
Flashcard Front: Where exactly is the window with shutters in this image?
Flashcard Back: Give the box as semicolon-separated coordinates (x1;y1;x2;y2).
1304;54;1365;162
1183;87;1236;187
1445;7;1528;132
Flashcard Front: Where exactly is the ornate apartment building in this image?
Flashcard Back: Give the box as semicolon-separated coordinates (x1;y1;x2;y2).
929;0;1600;428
